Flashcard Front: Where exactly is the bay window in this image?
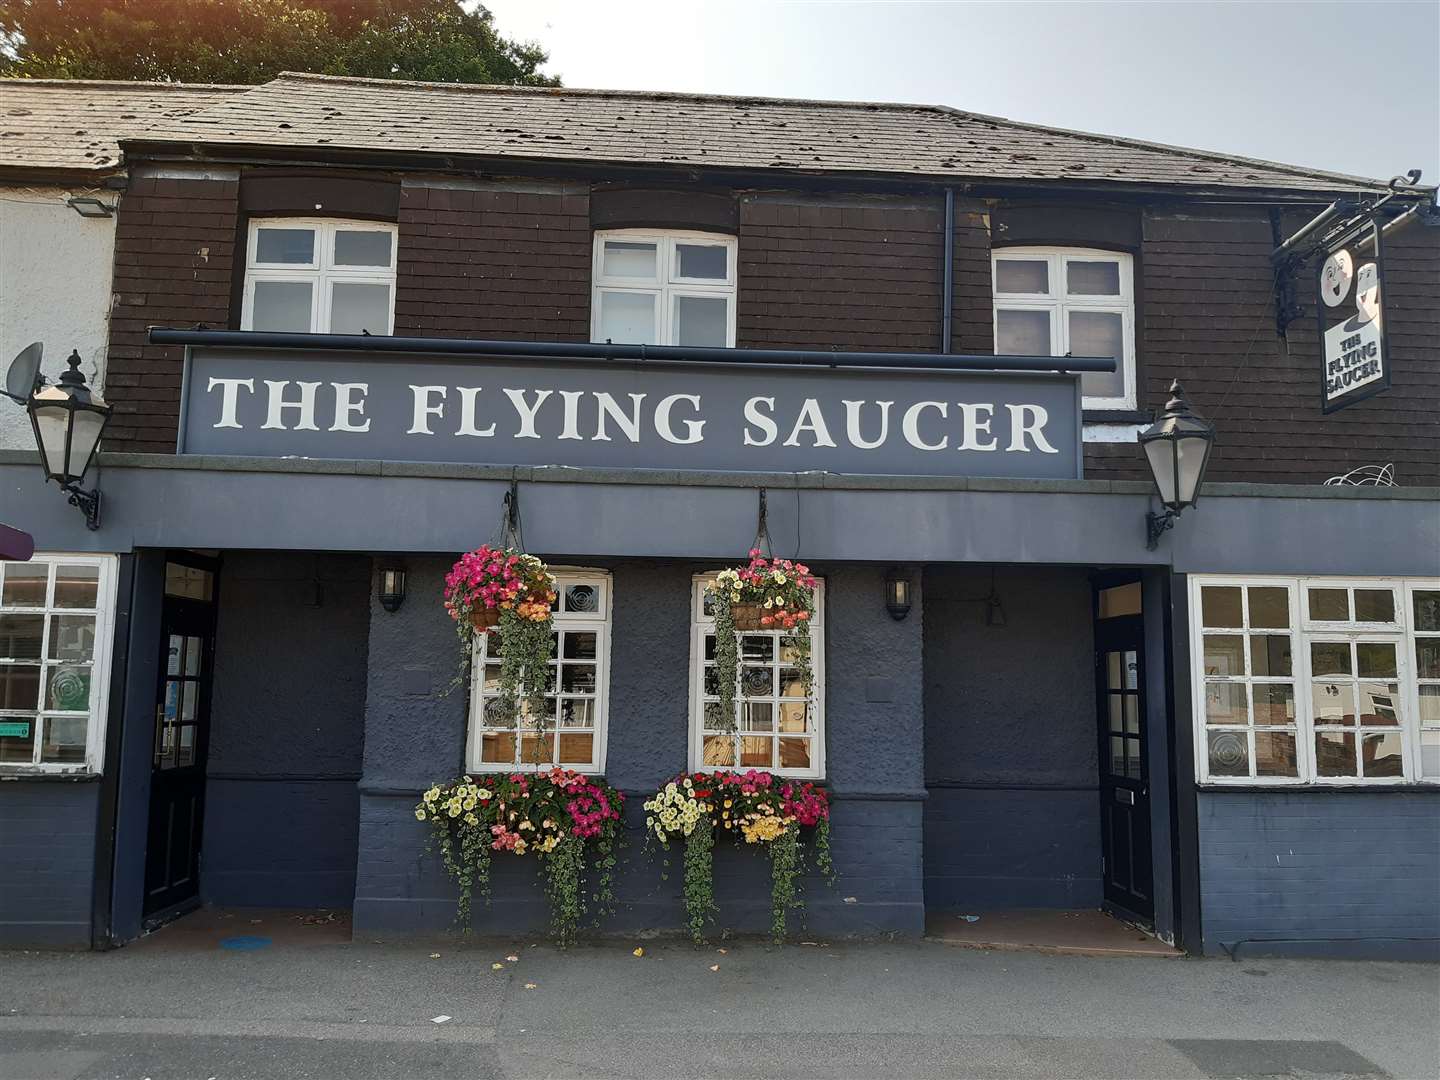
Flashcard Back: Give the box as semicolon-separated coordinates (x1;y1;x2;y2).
689;575;824;778
1190;576;1438;784
243;219;397;334
467;573;610;773
592;230;736;347
0;554;117;773
992;246;1135;410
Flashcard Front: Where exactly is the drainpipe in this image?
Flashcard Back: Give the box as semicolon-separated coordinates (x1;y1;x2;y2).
941;188;955;354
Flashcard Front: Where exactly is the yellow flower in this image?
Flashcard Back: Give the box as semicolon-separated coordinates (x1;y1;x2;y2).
723;799;732;808
514;838;528;854
477;789;493;801
423;787;440;804
464;812;478;826
773;570;786;584
415;809;427;821
448;805;460;818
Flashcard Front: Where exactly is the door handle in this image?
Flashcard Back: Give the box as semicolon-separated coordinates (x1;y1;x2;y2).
1115;789;1135;805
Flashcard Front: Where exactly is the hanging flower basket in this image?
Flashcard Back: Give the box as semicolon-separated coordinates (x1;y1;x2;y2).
728;603;766;631
644;769;834;943
444;545;558;712
468;607;502;631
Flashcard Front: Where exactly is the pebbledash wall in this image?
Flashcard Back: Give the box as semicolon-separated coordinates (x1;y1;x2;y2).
354;559;925;936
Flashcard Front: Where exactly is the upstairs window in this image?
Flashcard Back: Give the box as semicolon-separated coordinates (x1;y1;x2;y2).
992;247;1135;410
243;219;397;335
592;230;736;347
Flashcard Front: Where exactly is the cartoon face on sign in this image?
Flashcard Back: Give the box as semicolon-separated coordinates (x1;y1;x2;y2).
1343;262;1381;332
1320;249;1353;307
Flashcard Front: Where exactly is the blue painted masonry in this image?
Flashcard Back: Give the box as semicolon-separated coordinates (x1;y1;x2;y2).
352;559;926;938
1198;790;1440;961
922;566;1101;911
201;553;369;909
0;781;98;948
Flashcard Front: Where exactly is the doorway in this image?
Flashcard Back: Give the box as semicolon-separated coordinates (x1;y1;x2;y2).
143;556;219;924
1094;578;1153;926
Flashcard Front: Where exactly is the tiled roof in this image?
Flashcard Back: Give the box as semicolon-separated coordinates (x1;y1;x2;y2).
154;72;1397;196
0;79;244;174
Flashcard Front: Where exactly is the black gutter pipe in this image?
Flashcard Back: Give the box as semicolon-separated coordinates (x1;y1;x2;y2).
941;188;955;353
148;328;1116;374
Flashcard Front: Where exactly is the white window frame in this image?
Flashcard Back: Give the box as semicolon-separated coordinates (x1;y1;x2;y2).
241;218;398;335
591;229;737;347
1405;581;1440;780
991;246;1136;411
1189;575;1438;786
0;553;118;775
687;574;825;779
465;570;612;775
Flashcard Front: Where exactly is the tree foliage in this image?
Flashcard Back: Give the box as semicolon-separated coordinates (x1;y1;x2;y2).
0;0;558;85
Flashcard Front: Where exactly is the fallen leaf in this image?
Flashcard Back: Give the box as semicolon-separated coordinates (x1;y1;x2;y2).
431;1015;451;1024
716;948;727;955
523;982;538;990
429;953;441;959
491;962;504;970
842;897;857;904
632;947;645;958
505;954;519;962
708;964;720;972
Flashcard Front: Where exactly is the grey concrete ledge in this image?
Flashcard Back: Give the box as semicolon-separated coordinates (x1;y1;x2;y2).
1198;783;1440;794
2;449;1433;501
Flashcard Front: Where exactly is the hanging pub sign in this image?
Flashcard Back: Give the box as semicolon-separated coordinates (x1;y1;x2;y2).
1317;219;1390;413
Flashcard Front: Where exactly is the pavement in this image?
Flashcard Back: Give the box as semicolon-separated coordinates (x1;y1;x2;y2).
1;935;1437;1080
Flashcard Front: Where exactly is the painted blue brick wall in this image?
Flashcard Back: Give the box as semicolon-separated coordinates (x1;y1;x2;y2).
0;782;97;947
200;552;369;909
352;559;925;937
1199;791;1440;960
922;566;1100;910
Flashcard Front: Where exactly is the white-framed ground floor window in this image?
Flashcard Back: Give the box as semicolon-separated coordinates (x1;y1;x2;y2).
1190;575;1440;784
0;553;118;774
466;572;611;773
688;575;825;778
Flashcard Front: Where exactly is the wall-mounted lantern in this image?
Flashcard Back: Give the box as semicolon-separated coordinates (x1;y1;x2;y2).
10;348;112;531
1139;380;1216;550
885;566;913;621
379;564;408;613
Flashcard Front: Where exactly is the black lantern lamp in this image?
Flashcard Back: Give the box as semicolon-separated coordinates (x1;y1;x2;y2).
26;350;111;531
1139;380;1216;550
379;564;408;613
885;566;913;621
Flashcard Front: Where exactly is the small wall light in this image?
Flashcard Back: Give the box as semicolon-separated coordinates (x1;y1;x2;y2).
379;565;407;612
25;350;111;530
885;567;913;621
66;196;115;218
1139;380;1216;550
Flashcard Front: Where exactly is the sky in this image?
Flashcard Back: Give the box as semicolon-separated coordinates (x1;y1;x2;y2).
482;0;1440;185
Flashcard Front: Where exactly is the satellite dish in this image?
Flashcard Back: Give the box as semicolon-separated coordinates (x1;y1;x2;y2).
4;342;42;403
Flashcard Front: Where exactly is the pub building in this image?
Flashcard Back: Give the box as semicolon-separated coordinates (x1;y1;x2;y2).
1;73;1437;959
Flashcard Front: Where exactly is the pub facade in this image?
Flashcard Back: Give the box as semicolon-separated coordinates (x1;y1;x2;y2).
1;73;1437;958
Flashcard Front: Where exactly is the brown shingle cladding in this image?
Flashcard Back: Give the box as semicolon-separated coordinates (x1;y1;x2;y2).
0;79;244;174
143;72;1397;197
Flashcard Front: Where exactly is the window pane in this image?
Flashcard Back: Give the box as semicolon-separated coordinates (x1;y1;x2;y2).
740;735;773;768
1070;310;1125;400
1418;685;1440;724
1353;589;1395;623
185;637;202;676
995;308;1051;355
40;715;86;763
1315;731;1356;776
1248;588;1289;629
1255;731;1298;777
778;737;811;770
740;636;774;663
1358;682;1399;725
1201;586;1242;629
1307;588;1349;621
1309;641;1351;676
1204;682;1247;724
1312;681;1356;724
560;665;596;694
701;734;734;767
597;290;656;343
1097;582;1141;618
330;282;390;335
602;240;658;279
46;666;90;711
1066;260;1121;296
676;243;728;280
165;564;213;601
333;230;392;267
0;614;43;660
742;667;771;698
53;565;99;609
744;702;774;732
1202;635;1244;677
1123;695;1140;734
254;227;314;264
1253;683;1295;725
0;717;35;763
1355;642;1397;679
778;702;808;733
995;259;1049;294
1421;729;1440;778
1414;591;1440;632
562;632;598;660
1208;730;1249;777
519;732;555;766
0;664;40;709
557;733;593;764
480;731;516;764
675;295;729;347
48;616;95;663
564;585;601;614
1250;635;1292;677
1417;639;1440;680
251;280;313;332
1;564;47;607
1361;732;1403;777
559;699;594;728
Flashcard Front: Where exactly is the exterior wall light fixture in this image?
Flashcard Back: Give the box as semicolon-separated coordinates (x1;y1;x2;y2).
66;196;115;218
1139;380;1216;550
3;345;111;531
885;566;913;621
379;564;408;612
